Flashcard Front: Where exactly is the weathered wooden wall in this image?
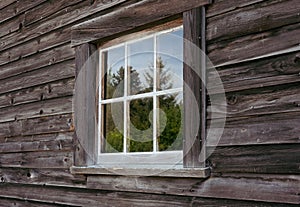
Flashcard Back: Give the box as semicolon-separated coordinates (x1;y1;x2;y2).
0;0;299;206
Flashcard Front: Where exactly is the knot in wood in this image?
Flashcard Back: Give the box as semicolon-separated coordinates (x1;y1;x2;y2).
227;95;238;105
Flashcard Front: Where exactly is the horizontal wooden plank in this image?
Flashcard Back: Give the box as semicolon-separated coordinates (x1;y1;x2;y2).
0;0;46;23
71;166;210;178
0;114;73;138
24;0;83;26
207;50;300;93
86;173;300;204
208;144;300;174
0;184;194;206
208;83;300;119
0;14;24;38
206;0;265;18
0;60;74;96
0;0;128;52
192;197;299;207
0;132;73;143
208;111;300;146
71;0;211;46
0;151;73;168
0;167;85;187
0;96;73;123
0;78;74;109
0;27;71;66
207;22;300;66
0;44;74;81
0;133;73;153
0;197;68;207
207;0;300;42
0;0;16;10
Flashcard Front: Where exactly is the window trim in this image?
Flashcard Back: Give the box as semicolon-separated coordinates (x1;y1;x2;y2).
72;0;211;177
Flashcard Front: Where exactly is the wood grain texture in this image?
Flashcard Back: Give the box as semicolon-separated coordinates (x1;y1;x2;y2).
0;0;46;23
0;14;24;38
206;0;266;18
0;96;73;123
0;114;73;138
1;182;299;206
0;0;16;10
0;44;74;81
207;22;300;65
0;197;68;207
0;167;85;187
86;173;300;204
0;0;128;52
0;133;73;153
0;78;74;109
24;0;84;26
71;0;211;46
0;60;75;96
207;0;300;42
183;7;206;167
0;151;73;168
0;27;71;66
208;50;300;93
208;83;300;119
74;43;98;166
208;143;300;174
0;184;194;206
208;111;300;146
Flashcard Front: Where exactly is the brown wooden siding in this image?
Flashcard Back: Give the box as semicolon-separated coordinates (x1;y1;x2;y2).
0;0;299;206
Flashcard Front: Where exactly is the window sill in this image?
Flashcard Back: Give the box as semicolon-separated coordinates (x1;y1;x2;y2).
70;166;210;178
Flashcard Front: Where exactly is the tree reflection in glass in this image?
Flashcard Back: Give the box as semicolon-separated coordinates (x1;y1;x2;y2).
100;26;183;153
102;45;125;99
102;102;124;153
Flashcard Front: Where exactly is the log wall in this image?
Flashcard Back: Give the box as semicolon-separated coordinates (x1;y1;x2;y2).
0;0;299;206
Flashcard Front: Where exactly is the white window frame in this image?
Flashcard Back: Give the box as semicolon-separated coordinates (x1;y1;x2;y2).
97;26;184;168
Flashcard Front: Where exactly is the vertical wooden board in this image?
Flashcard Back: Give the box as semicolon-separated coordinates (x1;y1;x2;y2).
74;43;98;166
183;7;206;167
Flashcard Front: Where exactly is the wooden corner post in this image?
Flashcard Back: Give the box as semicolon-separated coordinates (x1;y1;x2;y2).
183;7;207;168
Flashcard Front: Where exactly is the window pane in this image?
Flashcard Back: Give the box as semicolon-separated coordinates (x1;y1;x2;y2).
157;28;183;90
128;98;153;152
157;92;183;151
102;46;125;99
128;37;154;95
102;102;124;153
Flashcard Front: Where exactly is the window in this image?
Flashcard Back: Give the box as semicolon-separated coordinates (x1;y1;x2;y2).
71;0;213;177
98;26;184;167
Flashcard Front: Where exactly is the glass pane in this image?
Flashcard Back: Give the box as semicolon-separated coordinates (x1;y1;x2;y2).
157;27;183;90
128;37;154;95
102;46;125;99
157;92;183;151
128;97;153;152
102;102;124;153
